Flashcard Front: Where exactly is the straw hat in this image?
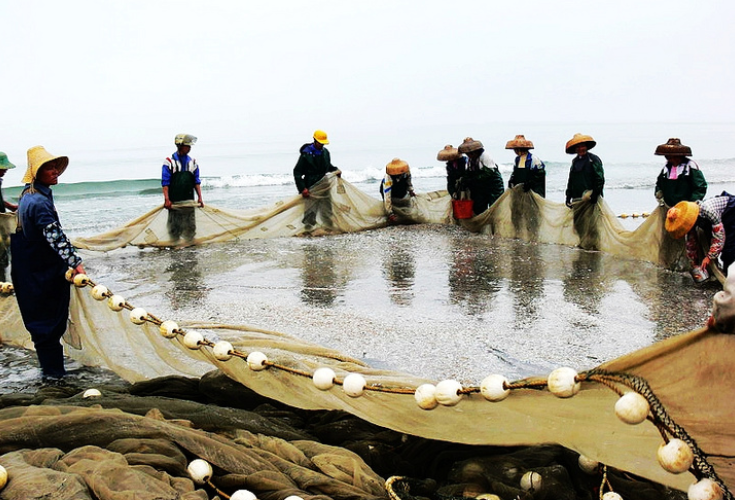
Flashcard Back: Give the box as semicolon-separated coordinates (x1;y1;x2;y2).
565;133;596;154
22;146;69;184
437;145;460;161
386;158;410;175
655;138;692;157
0;152;16;170
505;135;534;150
665;201;699;239
458;137;483;154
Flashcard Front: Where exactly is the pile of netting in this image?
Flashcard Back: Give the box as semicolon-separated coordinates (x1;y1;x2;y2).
66;175;688;274
0;275;733;498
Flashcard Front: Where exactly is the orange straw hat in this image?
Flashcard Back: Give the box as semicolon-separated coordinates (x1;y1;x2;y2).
22;146;69;184
505;135;534;150
437;145;460;161
386;158;410;175
458;137;483;154
565;133;596;154
655;138;692;157
665;201;699;239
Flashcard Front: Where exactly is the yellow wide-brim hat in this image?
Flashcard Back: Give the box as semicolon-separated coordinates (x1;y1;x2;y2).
22;146;69;184
665;201;699;239
386;158;410;175
437;145;460;161
565;133;596;154
505;134;534;150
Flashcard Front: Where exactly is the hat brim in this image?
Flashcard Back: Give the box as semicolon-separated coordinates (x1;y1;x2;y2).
314;138;329;145
566;141;596;154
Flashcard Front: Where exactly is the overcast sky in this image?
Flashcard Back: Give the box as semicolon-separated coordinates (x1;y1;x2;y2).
1;0;733;169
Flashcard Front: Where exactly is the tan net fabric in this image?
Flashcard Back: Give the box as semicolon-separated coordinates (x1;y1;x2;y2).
0;289;732;493
71;174;452;251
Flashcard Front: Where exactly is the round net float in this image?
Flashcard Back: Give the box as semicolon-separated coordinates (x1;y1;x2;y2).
434;379;462;406
577;454;599;475
520;471;542;491
82;388;102;399
159;320;179;338
480;374;510;402
183;331;204;350
688;478;724;500
129;307;148;325
313;367;336;390
213;341;234;361
602;492;623;500
283;496;305;500
231;490;258;500
476;495;501;500
657;439;694;474
73;273;90;287
91;284;108;300
547;367;580;398
246;351;268;371
187;459;212;485
414;383;438;410
0;464;7;490
107;294;126;312
343;373;366;398
614;392;649;425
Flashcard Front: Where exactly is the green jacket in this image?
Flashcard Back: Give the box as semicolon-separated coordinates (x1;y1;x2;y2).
565;152;604;201
655;159;707;207
293;143;338;193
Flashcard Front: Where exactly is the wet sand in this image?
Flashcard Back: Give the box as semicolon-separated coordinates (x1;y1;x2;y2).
77;223;717;384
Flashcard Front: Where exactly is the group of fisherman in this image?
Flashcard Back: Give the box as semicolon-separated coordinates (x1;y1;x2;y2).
0;131;728;382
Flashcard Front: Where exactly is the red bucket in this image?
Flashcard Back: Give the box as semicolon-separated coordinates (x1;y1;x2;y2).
452;199;474;219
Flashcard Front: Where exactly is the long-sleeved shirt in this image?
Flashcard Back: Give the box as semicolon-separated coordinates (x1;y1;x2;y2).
686;195;729;264
566;152;604;201
655;159;707;207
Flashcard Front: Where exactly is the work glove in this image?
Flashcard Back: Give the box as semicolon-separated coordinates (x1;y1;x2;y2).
655;190;665;207
565;197;573;209
581;190;593;202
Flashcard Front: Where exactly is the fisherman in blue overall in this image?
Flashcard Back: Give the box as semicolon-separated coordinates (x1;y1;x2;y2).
11;146;85;381
162;133;204;243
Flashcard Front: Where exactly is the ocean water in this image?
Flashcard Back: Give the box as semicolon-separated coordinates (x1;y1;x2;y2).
0;122;732;388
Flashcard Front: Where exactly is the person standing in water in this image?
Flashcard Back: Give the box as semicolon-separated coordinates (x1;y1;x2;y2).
0;152;18;281
293;129;341;230
162;133;204;243
506;135;546;197
654;138;707;208
457;137;505;216
380;158;415;223
11;146;85;381
564;133;604;207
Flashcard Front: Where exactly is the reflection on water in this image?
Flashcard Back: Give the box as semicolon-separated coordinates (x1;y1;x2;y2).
382;239;416;306
78;224;717;382
448;235;502;315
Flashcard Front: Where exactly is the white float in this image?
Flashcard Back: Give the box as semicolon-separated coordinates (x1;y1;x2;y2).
187;459;212;484
129;307;148;325
343;373;366;397
313;368;336;391
602;492;623;500
414;384;438;410
73;273;90;287
547;367;580;398
91;284;108;300
578;454;599;475
688;478;724;500
657;439;694;474
231;490;257;500
0;464;7;489
183;331;204;350
614;392;649;425
520;471;542;491
246;351;268;371
107;294;126;312
213;341;234;361
434;380;462;406
480;374;510;402
159;320;179;338
82;388;102;399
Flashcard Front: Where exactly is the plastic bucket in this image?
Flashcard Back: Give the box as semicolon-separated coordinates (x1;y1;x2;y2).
452;199;474;219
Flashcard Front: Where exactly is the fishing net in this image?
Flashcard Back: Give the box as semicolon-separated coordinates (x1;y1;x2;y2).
0;285;733;496
71;174;452;251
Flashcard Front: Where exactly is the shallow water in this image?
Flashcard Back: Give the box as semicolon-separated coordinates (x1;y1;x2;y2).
52;223;717;387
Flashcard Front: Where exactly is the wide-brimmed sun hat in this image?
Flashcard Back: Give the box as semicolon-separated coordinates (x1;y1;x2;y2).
655;138;692;157
22;146;69;184
313;130;330;145
505;135;534;150
565;133;596;154
665;201;699;239
0;152;16;170
437;145;460;161
458;137;483;154
386;158;410;175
